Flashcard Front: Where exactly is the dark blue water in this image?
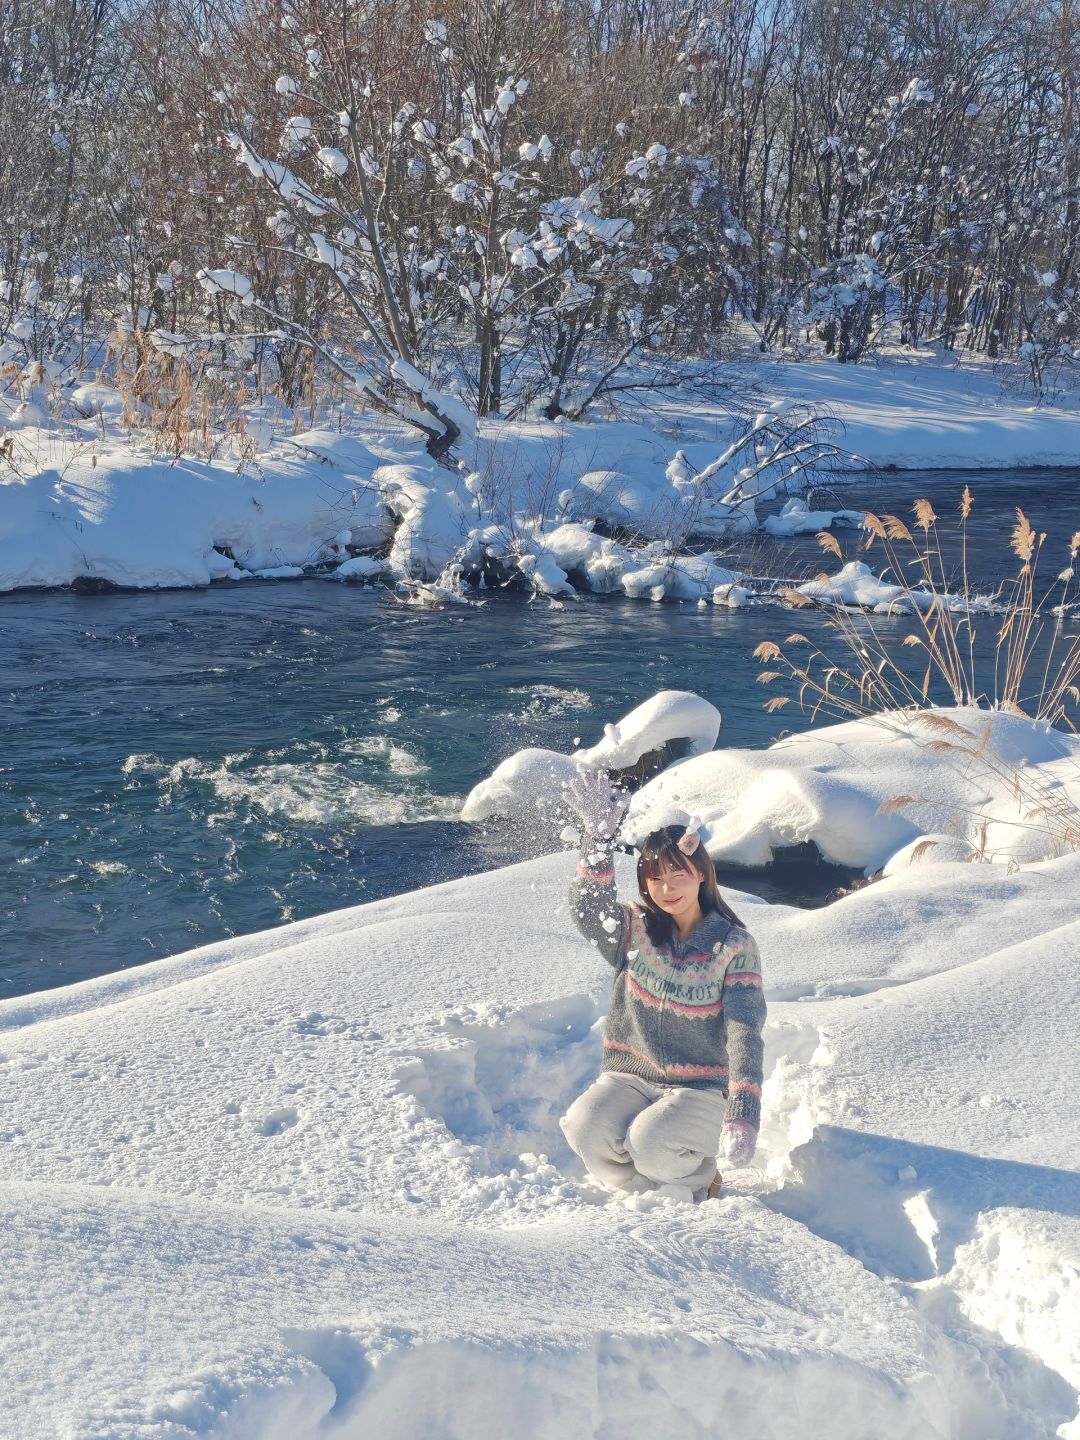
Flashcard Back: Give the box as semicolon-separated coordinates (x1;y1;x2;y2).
3;467;1078;995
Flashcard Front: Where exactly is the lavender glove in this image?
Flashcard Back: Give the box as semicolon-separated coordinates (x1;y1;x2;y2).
720;1119;757;1167
566;769;628;842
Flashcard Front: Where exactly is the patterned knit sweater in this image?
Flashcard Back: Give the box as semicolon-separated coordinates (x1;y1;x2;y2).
569;839;767;1128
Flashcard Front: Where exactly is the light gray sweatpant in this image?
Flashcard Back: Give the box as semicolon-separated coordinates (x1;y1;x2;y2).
559;1072;728;1192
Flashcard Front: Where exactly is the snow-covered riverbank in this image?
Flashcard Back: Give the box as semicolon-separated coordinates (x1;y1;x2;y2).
4;701;1079;1438
2;347;1078;597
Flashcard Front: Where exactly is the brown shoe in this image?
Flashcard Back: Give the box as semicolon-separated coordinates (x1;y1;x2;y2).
706;1169;723;1200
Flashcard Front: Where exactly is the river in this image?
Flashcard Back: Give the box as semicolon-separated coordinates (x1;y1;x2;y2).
2;465;1078;995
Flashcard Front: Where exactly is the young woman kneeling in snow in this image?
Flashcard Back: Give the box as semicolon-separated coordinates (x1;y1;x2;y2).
560;769;766;1201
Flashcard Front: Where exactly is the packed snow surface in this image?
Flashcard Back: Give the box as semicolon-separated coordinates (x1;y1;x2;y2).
4;699;1080;1437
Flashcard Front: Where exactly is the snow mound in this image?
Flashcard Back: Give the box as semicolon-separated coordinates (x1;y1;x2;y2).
795;560;991;614
378;462;472;580
570;468;666;528
460;691;720;824
330;554;389;582
572;690;721;769
7;354;1080;599
459;746;578;825
882;833;977;873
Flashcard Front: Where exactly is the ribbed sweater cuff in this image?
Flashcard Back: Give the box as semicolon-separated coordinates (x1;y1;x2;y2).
576;859;615;881
724;1088;761;1129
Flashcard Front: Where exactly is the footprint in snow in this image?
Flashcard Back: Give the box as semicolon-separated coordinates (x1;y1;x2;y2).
256;1107;300;1137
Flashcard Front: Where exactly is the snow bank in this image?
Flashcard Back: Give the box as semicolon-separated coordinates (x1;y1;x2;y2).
0;416;761;597
622;703;1080;871
7;345;1080;596
0;426;393;591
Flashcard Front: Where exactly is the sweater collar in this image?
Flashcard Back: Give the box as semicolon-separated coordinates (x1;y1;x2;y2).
672;907;733;952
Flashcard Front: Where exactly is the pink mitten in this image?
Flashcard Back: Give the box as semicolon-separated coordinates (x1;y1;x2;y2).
720;1119;757;1167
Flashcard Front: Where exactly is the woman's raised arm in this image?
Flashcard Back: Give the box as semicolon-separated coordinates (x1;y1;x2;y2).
565;770;630;969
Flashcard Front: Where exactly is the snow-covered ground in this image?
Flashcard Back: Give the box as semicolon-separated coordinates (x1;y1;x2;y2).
2;346;1079;596
4;699;1080;1438
738;343;1080;470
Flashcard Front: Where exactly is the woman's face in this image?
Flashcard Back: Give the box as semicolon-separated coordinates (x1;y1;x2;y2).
644;859;701;916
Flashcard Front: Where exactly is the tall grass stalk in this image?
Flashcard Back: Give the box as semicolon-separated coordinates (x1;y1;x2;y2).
753;489;1080;864
756;487;1080;730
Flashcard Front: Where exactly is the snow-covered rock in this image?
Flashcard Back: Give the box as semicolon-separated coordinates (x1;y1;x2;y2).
572;690;721;770
795;560;994;614
516;550;577;596
329;554;389;582
459;746;579;824
763;496;866;536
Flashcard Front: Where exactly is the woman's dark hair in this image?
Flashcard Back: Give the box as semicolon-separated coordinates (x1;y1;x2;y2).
635;826;743;946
